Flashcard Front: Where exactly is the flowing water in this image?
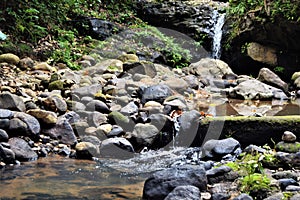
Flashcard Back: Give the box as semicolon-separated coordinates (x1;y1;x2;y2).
211;11;225;59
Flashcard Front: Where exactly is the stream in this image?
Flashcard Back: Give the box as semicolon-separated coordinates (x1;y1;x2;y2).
1;99;300;199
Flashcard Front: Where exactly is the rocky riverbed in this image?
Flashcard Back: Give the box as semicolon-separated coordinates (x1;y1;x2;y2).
0;52;300;199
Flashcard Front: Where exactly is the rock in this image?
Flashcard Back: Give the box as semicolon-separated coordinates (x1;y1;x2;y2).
33;62;56;72
87;111;107;127
42;116;77;145
257;68;288;93
186;58;234;81
0;144;15;164
106;125;124;138
229;79;275;100
0;53;20;64
62;111;81;124
86;100;110;113
75;142;99;159
244;145;266;154
81;135;101;146
206;165;238;184
122;61;157;78
9;118;28;136
67;100;86;111
143;165;207;200
291;194;300;200
272;171;298;180
164;185;201;200
120;101;139;115
72;84;102;97
108;111;133;130
44;96;68;113
0;129;8;142
0;119;10;129
183;75;199;89
12;112;40;137
163;77;189;94
263;193;284;200
19;57;34;70
8;137;38;161
0;92;26;112
233;193;253;200
48;80;65;91
282;131;297;142
125;123;160;150
247;42;277;65
84;59;123;75
163;95;188;110
211;193;230;200
285;185;300;191
100;137;135;158
278;178;299;190
138;84;173;104
118;53;139;63
276;152;300;168
0;109;14;119
202;138;241;159
27;109;57;124
275;141;300;153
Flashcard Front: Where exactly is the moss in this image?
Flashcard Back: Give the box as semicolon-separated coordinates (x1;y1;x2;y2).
275;141;300;153
48;80;65;91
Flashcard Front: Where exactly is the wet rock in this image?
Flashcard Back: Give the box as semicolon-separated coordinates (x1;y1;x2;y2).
58;145;71;156
11;112;40;137
233;193;253;200
8;137;38;161
164;185;201;200
75;141;99;159
276;152;300;168
125;123;159;150
278;178;299;190
143;165;207;200
86;100;110;113
100;137;135;158
72;84;102;97
0;53;20;64
257;68;288;93
0;92;26;112
0;129;8;142
0;108;14;119
0;144;15;164
0;119;10;129
282;131;297;142
138;84;173;104
27;109;57;124
42;116;77;145
202;138;241;160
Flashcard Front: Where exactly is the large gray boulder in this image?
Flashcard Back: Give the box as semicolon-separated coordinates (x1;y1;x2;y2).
0;92;26;112
143;165;207;200
8;137;38;161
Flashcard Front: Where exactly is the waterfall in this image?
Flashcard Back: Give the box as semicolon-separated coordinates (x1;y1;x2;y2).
211;11;225;59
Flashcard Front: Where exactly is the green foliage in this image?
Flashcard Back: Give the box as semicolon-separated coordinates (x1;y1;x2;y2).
273;66;285;74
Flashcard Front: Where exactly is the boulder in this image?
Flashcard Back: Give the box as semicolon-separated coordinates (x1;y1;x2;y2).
27;109;57;124
257;68;288;93
246;42;277;65
0;92;26;112
86;100;110;113
72;84;102;97
100;137;135;158
0;129;8;142
0;109;14;119
123;61;157;78
0;144;15;164
11;112;40;137
164;185;201;200
143;165;207;200
125;123;160;150
0;53;20;64
8;137;38;161
75;141;99;159
138;84;173;104
202;138;241;159
42;116;77;145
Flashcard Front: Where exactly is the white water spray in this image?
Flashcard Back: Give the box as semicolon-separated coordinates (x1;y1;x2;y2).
211;11;225;59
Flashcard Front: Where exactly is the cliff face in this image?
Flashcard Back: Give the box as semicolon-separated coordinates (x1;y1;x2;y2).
222;17;300;81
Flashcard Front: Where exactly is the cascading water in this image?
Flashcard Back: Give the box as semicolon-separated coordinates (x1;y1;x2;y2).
211;10;225;59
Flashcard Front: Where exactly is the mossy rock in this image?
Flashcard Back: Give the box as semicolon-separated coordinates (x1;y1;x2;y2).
0;53;20;65
48;80;65;91
194;116;300;148
275;141;300;153
118;54;139;63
